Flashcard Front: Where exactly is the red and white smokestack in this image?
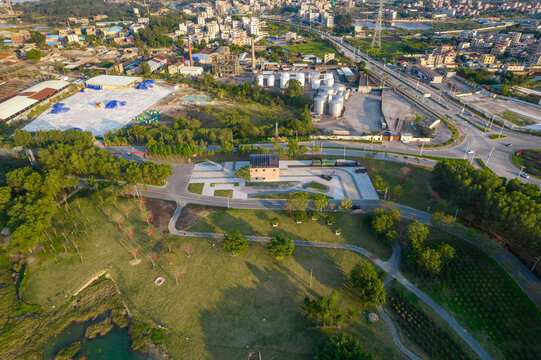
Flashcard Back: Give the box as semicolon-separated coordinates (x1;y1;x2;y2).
188;38;194;67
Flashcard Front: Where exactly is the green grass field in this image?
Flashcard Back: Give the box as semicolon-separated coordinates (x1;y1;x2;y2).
363;159;434;211
21;195;403;359
401;229;541;359
306;182;329;191
499;110;536;127
214;189;234;198
510;149;541;179
188;183;204;194
185;207;392;260
286;39;336;58
251;191;333;200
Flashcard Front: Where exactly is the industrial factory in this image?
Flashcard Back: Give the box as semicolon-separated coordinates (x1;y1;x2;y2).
256;71;351;118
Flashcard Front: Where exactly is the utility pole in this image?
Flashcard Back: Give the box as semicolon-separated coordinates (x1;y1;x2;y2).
518;166;525;178
464;142;470;160
486;147;494;166
420;142;425;156
498;123;504;138
309;266;313;287
343;144;346;160
371;0;384;49
454;208;459;221
531;257;539;273
469;150;475;165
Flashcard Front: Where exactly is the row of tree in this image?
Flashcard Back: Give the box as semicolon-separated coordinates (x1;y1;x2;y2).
432;160;541;259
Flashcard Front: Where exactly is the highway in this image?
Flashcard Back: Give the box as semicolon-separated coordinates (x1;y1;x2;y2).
265;16;541;184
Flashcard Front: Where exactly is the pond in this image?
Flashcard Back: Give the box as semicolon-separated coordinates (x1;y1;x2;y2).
391;22;433;30
354;21;394;30
183;95;213;102
42;320;152;360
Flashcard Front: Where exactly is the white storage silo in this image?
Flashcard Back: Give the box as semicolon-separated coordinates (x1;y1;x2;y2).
267;74;275;87
314;96;326;115
297;73;305;86
280;73;290;89
333;83;346;93
257;75;264;87
332;95;344;104
329;100;342;117
312;78;321;90
344;89;351;100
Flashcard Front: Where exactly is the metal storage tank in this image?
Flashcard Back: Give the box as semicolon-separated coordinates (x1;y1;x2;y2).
314;96;326;115
257;75;264;87
329;100;342;117
280;73;290;89
344;89;351;100
333;83;346;93
312;78;321;90
296;73;305;86
332;95;344;104
267;75;275;87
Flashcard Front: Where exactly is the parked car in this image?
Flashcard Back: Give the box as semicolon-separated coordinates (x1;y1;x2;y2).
505;143;513;147
355;168;367;173
520;172;529;179
321;175;332;181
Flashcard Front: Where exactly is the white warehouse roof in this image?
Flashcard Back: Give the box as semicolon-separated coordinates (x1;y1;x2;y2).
86;75;141;87
0;97;37;121
25;79;70;92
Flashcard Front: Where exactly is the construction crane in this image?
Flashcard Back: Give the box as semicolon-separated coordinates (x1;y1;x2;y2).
371;0;384;49
6;0;15;16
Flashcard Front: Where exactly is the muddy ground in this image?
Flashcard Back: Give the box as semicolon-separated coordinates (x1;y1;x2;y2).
145;199;177;233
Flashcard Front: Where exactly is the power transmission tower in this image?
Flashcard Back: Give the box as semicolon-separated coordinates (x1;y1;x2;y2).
371;0;384;49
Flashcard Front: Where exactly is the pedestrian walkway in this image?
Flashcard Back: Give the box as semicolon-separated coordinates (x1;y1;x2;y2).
167;202;493;360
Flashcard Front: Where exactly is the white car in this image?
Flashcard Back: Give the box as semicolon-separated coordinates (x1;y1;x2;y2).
467;150;474;154
520;173;530;179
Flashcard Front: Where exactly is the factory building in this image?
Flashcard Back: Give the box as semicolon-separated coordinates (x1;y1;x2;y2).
249;154;280;181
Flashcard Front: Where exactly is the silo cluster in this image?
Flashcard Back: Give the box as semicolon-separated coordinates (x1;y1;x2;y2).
313;82;348;117
308;72;334;90
279;72;306;89
256;71;276;87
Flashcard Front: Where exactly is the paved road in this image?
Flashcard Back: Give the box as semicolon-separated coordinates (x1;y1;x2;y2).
167;203;492;360
266;17;540;185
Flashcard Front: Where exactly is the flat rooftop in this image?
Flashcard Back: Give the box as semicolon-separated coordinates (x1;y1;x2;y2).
86;75;141;87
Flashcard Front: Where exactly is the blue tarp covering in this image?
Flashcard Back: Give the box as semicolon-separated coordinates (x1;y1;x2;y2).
49;103;70;114
86;84;102;90
145;79;156;84
105;100;126;109
136;81;152;90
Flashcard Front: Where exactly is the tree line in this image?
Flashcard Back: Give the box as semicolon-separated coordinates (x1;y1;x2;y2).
2;130;172;252
432;159;541;260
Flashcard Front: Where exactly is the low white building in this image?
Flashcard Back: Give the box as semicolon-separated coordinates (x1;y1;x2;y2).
147;55;167;73
178;66;203;76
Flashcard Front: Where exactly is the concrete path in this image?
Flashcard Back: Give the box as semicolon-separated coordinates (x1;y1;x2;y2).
167;203;492;360
377;305;422;360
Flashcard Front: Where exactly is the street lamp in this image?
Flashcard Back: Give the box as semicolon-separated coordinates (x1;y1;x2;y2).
518;166;525;178
532;257;539;273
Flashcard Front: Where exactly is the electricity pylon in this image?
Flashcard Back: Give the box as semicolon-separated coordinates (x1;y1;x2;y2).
371;0;384;49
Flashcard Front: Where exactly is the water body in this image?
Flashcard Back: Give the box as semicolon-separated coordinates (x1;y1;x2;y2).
183;95;213;102
354;21;394;30
42;321;151;360
391;22;432;30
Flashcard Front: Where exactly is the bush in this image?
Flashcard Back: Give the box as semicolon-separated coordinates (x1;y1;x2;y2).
326;215;335;225
222;230;248;255
266;234;295;260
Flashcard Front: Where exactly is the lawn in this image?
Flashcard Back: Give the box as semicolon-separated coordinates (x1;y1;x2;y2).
251;191;333;200
362;158;435;211
400;229;541;360
184;207;392;260
499;110;536;126
188;183;204;194
21;194;403;360
510;149;541;179
306;181;329;191
488;134;507;140
214;189;233;198
286;39;336;58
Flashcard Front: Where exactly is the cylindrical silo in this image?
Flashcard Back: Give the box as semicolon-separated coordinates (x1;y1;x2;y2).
312;78;321;90
329;100;342;117
297;73;305;86
280;73;290;89
344;89;351;100
257;75;264;87
267;74;275;87
332;95;344;104
309;72;319;82
333;83;346;93
314;96;326;115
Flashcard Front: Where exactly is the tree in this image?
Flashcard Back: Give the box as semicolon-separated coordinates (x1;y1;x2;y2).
339;198;353;211
304;291;344;328
384;230;398;245
431;211;455;226
417;248;442;275
391;184;403;200
313;193;328;212
287;138;299;157
407;222;429;250
315;334;373;360
30;31;46;47
370;208;395;234
267;234;295;260
175;37;185;48
222;230;248;255
235;165;251;180
349;260;386;306
26;49;41;60
140;62;151;75
286;192;309;212
285;79;303;97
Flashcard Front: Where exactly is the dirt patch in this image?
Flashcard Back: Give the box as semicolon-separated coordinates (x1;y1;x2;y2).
175;204;224;230
145;198;177;233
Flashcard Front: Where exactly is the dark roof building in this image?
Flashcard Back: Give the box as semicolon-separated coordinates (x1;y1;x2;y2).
250;154;279;168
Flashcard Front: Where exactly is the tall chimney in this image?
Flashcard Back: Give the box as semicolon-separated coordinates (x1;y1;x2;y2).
188;38;194;66
251;37;256;71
